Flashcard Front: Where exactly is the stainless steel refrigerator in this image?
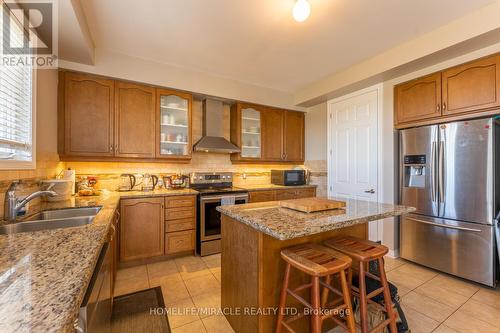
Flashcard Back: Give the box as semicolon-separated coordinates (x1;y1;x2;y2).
400;117;498;287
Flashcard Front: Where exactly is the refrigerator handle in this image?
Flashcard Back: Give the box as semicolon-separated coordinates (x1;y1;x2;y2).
438;140;445;203
431;141;437;202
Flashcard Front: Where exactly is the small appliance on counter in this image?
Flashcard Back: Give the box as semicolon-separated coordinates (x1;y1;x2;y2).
141;173;159;192
118;173;136;192
271;169;306;186
164;174;189;189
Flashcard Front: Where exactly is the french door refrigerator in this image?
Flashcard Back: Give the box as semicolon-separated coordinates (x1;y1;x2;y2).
400;117;498;286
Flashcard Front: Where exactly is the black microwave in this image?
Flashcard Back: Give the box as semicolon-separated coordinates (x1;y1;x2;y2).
271;170;306;186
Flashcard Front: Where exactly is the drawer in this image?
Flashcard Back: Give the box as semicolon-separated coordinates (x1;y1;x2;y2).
275;189;296;200
166;218;195;232
249;190;275;203
295;188;315;199
165;207;195;220
165;230;195;254
164;195;195;208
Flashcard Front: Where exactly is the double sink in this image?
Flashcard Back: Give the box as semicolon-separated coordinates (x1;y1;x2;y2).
0;206;102;235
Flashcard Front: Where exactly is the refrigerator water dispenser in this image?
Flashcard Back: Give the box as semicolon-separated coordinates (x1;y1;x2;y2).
403;155;426;188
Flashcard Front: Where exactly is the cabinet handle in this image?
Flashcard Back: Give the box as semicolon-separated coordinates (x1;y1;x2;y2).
442;103;446;111
436;104;440;112
109;145;113;152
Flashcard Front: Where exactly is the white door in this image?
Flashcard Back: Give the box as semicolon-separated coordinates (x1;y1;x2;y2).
328;89;380;241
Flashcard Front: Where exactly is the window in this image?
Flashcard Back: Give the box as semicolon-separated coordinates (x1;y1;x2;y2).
0;3;35;169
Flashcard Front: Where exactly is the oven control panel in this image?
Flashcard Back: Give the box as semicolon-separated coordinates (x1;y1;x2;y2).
190;172;233;184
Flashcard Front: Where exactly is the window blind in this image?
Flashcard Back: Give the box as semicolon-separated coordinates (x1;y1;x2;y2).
0;3;33;162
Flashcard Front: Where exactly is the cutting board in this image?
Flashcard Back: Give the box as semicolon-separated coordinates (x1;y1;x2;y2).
279;198;346;213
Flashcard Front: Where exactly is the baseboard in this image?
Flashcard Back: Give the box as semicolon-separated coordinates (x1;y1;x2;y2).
387;249;400;258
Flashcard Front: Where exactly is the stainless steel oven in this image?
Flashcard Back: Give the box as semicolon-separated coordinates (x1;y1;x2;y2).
190;172;249;256
199;193;248;255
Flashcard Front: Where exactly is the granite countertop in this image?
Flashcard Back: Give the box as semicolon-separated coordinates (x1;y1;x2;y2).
238;184;317;191
217;197;415;240
0;188;198;333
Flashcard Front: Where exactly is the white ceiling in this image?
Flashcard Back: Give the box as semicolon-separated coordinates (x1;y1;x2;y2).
80;0;496;93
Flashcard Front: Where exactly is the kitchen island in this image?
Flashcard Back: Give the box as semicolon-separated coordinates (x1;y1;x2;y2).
217;198;414;333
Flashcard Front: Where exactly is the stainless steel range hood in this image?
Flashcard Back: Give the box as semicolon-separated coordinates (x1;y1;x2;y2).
193;99;241;153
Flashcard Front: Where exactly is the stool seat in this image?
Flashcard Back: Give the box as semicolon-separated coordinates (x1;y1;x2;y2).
324;236;388;262
281;243;352;277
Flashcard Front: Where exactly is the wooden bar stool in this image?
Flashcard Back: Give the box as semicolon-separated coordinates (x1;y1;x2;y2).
276;243;356;333
323;236;397;333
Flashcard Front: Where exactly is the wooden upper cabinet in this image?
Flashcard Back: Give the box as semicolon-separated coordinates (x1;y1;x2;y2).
115;82;156;158
120;197;164;262
230;103;263;162
63;72;114;156
261;108;284;161
395;72;442;124
156;89;193;159
442;54;500;116
283;110;305;162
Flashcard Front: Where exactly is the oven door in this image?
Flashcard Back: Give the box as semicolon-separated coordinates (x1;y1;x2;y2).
200;194;248;241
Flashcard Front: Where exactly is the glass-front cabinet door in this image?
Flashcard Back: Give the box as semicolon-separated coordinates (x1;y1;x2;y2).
240;107;261;158
156;89;192;159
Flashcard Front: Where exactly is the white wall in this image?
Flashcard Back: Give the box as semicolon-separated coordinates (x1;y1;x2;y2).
305;103;327;161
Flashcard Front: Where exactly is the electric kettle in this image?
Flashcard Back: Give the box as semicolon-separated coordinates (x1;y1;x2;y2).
142;174;159;192
118;174;136;191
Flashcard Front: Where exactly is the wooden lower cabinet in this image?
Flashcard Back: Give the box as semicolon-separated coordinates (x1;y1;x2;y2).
248;187;316;203
295;188;316;199
248;190;276;203
275;189;296;201
165;230;195;254
120;197;164;262
165;195;196;255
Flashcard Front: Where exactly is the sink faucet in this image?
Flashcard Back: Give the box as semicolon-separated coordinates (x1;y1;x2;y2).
3;181;57;223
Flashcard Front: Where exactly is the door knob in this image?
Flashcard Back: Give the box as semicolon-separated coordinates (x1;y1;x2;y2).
364;189;375;194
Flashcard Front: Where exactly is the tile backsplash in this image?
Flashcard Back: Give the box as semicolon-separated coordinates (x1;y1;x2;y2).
0;152;64;219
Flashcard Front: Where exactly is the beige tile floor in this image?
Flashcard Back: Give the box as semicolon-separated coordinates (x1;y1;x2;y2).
114;255;500;333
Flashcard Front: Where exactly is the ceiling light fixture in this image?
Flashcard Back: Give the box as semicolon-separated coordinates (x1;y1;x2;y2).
293;0;311;22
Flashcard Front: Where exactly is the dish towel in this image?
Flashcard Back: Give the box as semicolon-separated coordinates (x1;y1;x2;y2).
221;196;236;205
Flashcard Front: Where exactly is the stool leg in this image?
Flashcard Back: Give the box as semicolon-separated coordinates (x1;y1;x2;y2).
358;262;369;333
311;275;322;333
321;275;331;307
339;269;356;333
275;263;291;333
378;257;397;333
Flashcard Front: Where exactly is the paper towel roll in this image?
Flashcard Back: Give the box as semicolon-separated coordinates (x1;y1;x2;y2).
63;169;76;195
